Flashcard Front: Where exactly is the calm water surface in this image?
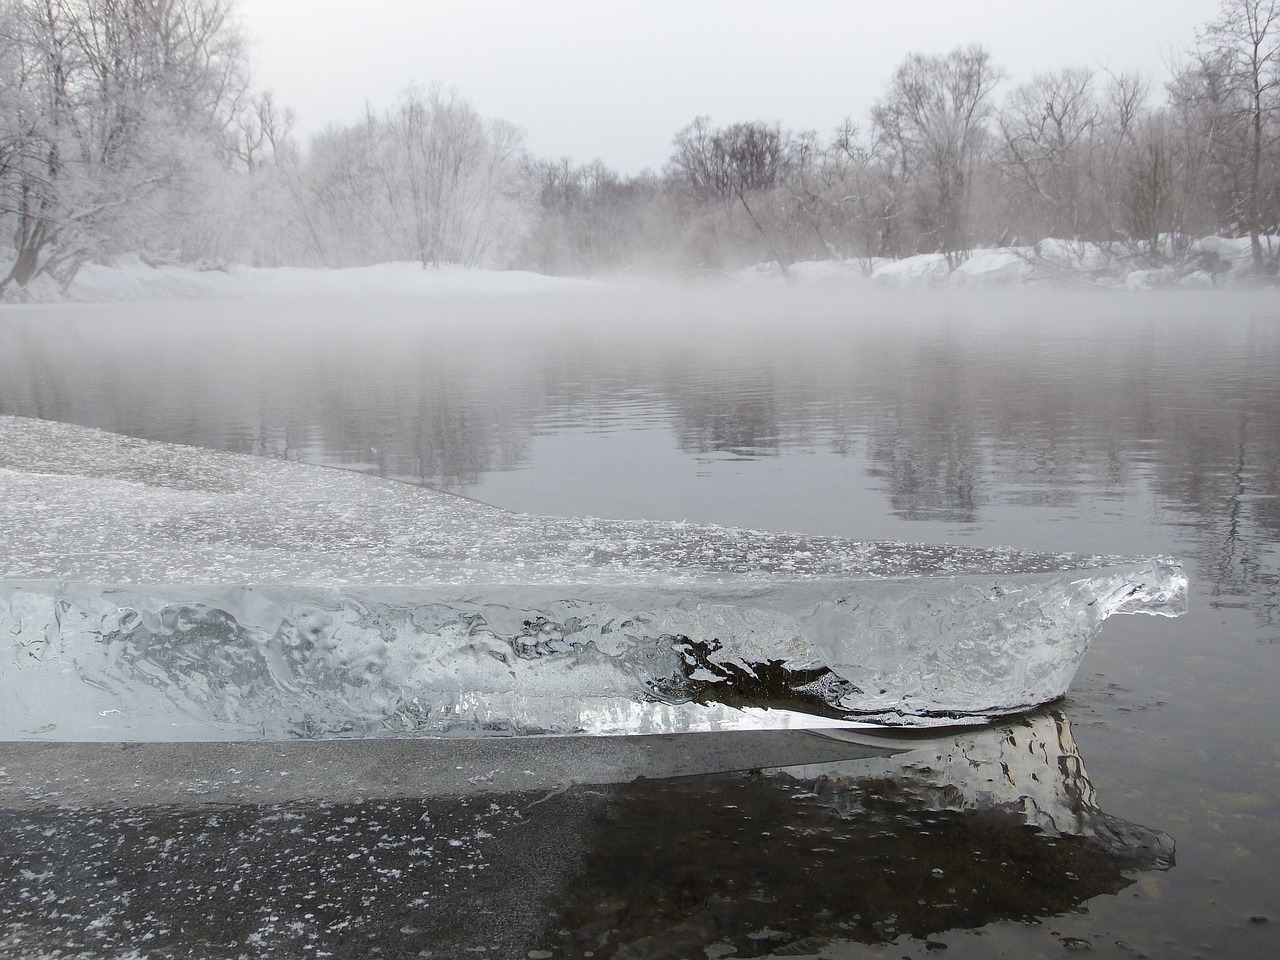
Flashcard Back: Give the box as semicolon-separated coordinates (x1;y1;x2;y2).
1;286;1278;958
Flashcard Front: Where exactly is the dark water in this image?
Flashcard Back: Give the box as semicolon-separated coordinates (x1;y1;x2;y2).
1;286;1278;958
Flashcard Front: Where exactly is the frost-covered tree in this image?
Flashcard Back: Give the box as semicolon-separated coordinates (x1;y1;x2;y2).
77;0;248;260
0;0;88;292
385;84;528;267
0;0;247;295
289;85;530;270
288;108;391;267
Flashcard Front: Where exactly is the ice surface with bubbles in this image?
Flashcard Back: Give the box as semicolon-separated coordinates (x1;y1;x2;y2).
0;416;1187;739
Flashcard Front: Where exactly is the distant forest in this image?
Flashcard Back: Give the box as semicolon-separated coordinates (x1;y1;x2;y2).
4;0;1280;296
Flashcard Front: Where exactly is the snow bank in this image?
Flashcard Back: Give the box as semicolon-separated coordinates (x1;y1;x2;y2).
54;258;597;303
1031;238;1115;275
1191;234;1267;268
1121;268;1198;290
9;235;1278;305
870;253;950;286
737;235;1279;290
950;249;1032;286
1190;235;1250;260
736;259;883;283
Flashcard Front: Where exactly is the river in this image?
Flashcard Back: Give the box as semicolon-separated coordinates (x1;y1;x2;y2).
0;284;1276;958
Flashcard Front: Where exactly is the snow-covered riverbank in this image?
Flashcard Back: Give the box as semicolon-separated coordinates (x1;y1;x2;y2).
8;259;596;304
740;235;1275;290
4;234;1276;304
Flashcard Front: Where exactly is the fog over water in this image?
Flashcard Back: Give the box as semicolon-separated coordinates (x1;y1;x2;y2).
1;284;1275;651
2;285;1275;564
1;284;1278;957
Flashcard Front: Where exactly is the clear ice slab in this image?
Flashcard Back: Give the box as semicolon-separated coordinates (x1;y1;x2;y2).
0;416;1187;740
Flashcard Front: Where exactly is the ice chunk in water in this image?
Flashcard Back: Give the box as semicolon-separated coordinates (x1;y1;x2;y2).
0;416;1187;739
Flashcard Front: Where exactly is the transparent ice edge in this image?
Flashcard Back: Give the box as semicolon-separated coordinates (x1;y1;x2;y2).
0;416;1187;740
1;414;1187;587
1;565;1187;741
779;708;1175;872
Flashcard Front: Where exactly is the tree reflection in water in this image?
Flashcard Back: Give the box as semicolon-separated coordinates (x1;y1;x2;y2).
545;710;1171;957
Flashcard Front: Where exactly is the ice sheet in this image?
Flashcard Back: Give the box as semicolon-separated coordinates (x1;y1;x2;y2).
0;416;1187;738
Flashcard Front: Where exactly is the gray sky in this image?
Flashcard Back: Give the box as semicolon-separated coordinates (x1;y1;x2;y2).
238;0;1221;174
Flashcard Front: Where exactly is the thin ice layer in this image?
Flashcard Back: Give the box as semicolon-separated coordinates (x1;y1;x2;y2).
0;415;1163;585
0;416;1187;738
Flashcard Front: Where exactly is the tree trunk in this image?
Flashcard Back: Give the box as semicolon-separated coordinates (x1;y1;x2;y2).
1250;86;1264;269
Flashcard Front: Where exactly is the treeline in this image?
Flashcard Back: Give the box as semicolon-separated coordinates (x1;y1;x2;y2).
0;0;250;293
4;0;1280;296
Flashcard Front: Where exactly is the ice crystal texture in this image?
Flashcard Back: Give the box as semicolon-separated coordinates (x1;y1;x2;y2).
0;416;1186;739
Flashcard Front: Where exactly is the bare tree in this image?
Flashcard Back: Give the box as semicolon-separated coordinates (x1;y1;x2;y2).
288;85;529;270
1174;0;1280;268
998;67;1102;240
778;119;898;263
669;117;798;274
518;157;669;275
384;84;528;268
874;45;1003;265
866;101;915;258
1121;109;1179;258
232;90;295;173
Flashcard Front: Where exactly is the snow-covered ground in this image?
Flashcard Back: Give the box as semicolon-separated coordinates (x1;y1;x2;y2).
3;235;1275;304
740;235;1276;290
14;258;597;304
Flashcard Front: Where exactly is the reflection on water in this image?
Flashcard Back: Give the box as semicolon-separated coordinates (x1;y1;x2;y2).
0;290;1276;630
0;711;1170;958
550;712;1171;958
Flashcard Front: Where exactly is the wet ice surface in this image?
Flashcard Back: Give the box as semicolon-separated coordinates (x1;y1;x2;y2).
0;711;1173;959
0;415;1166;584
0;415;1187;736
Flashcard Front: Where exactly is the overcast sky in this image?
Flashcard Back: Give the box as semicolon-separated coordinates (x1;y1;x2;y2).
238;0;1222;174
